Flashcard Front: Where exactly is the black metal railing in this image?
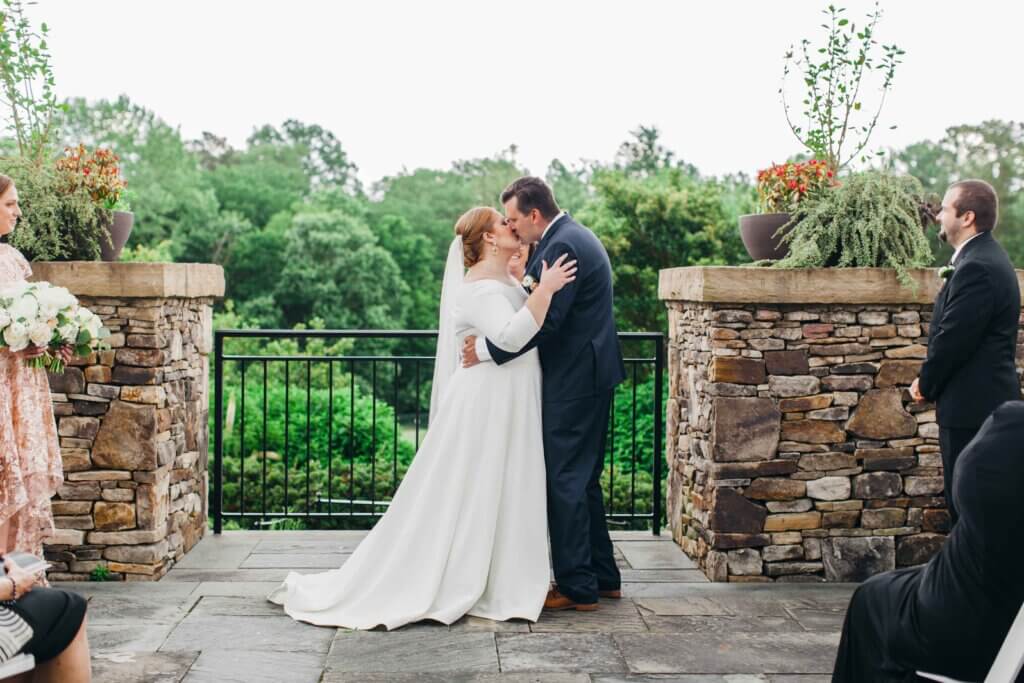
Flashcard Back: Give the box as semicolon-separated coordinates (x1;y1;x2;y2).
212;330;664;534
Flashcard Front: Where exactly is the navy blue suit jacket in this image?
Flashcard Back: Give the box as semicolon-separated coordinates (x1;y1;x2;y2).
486;214;626;403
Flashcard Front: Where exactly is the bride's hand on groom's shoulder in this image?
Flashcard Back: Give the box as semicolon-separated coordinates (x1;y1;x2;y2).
538;254;577;295
462;335;480;368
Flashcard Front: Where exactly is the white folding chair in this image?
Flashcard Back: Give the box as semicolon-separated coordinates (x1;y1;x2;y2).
917;601;1024;683
0;653;35;678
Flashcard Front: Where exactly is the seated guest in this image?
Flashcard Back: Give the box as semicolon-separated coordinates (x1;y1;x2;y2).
0;557;90;683
832;401;1024;682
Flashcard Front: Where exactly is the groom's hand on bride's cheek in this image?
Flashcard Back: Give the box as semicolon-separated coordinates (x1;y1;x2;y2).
462;335;480;368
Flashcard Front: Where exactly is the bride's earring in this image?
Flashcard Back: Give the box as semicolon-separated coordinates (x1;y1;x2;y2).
491;244;498;256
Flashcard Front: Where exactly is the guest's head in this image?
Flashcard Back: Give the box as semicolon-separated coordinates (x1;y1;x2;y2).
937;179;998;246
454;206;520;268
0;173;21;238
501;176;560;245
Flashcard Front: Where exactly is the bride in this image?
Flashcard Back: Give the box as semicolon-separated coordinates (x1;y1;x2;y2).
268;206;576;629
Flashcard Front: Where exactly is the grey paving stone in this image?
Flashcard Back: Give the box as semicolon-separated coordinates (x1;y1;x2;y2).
190;596;285;617
88;622;177;653
60;581;199;600
618;542;697;570
91;651;199;683
223;530;368;542
620;570;708;583
86;592;199;625
171;535;260;570
620;583;716;598
769;677;832;682
253;538;361;554
240;552;348;569
189;581;281;598
530;598;647;633
161;615;335;654
634;597;731;617
610;532;672;542
324;675;589;683
162;568;295;582
181;649;325;683
326;631;499;673
785;608;847;632
450;615;532;633
497;633;628;673
639;615;804;634
615;632;841;674
594;676;768;683
386;618;451;632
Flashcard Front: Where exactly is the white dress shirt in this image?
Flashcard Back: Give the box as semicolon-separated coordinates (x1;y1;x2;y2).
473;212;568;362
951;232;983;265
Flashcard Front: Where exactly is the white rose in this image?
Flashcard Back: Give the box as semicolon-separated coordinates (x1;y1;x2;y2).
9;292;38;323
3;322;29;351
0;308;11;329
58;323;78;344
28;321;52;347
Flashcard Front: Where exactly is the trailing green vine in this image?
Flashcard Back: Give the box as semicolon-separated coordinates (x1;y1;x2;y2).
773;170;934;286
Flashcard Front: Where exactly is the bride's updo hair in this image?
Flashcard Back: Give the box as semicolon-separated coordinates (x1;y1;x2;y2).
454;206;500;267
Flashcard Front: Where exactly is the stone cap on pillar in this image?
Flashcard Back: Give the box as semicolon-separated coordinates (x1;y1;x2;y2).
28;262;225;299
659;266;1024;305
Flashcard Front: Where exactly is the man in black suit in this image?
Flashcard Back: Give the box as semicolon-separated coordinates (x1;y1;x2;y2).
462;176;626;611
911;179;1021;524
833;401;1024;681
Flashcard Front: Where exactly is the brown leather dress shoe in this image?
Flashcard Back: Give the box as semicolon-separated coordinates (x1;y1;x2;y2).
599;589;622;599
544;588;599;611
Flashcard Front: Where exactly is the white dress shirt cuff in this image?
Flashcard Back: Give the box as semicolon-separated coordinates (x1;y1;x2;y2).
475;337;492;362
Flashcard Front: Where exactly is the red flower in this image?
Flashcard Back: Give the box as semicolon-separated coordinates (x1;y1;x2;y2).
788;180;797;189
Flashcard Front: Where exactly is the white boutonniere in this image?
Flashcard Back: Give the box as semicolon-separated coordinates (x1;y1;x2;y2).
522;274;538;292
938;265;955;281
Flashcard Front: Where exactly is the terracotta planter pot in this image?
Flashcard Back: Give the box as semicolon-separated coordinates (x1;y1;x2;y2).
99;211;134;262
739;212;793;261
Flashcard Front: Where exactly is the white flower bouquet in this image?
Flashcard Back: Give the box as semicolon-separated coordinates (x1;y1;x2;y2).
0;282;110;373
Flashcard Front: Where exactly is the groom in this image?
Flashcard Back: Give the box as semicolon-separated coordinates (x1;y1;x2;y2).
463;176;626;611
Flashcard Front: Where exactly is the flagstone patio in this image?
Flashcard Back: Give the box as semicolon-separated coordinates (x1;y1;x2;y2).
64;530;855;682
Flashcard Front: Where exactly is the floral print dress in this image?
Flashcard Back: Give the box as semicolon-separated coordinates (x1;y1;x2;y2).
0;244;62;556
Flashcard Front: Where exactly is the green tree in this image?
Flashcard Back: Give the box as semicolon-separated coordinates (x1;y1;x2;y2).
580;169;746;332
205;142;309;229
275;192;408;330
248;119;359;191
892;120;1024;265
58;96;220;247
371;148;525;280
546;159;593;215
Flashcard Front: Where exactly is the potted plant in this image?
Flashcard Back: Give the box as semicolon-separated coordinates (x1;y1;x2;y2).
740;159;834;260
3;155;107;261
774;170;934;285
55;144;133;261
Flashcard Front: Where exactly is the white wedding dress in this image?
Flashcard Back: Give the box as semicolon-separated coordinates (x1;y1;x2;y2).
268;277;550;629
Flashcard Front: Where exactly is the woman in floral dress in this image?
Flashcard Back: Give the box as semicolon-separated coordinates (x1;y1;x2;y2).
0;173;66;557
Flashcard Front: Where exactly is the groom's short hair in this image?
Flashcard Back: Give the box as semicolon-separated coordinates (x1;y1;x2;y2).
949;179;999;232
501;177;560;220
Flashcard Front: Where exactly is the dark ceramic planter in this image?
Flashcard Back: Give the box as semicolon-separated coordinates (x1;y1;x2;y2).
99;211;134;262
739;212;793;261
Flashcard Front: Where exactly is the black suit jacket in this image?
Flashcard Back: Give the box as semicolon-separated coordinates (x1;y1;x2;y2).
890;400;1024;679
486;214;626;403
919;231;1021;428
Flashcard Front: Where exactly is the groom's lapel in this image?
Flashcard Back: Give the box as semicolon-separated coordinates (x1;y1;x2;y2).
539;213;569;250
524;214;570;281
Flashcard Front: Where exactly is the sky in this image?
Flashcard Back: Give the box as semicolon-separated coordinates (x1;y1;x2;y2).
32;0;1024;185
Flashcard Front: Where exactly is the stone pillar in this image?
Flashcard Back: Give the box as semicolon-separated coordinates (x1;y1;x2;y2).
30;262;224;581
659;266;1024;582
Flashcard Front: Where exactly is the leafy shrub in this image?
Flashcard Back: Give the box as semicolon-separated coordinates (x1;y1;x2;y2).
775;170;935;285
